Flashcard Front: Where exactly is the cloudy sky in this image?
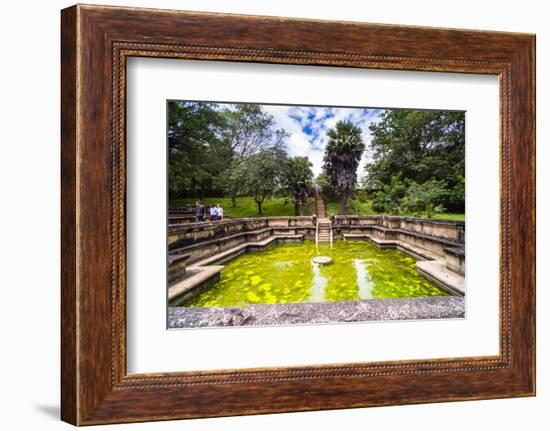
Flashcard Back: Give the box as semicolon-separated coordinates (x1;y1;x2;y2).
261;104;383;178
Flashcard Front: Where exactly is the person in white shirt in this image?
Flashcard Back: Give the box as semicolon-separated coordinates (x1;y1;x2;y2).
217;204;223;221
209;204;218;221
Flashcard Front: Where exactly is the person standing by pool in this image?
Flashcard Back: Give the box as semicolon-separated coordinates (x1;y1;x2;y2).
195;201;205;222
217;203;224;221
209;203;218;221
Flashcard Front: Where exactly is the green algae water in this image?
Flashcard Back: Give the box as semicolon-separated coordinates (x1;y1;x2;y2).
183;241;448;307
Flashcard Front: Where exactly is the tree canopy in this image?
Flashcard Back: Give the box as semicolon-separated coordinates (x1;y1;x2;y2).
365;109;465;215
168;103;465;218
168;101;227;199
168;101;311;215
232;147;288;215
168;102;287;202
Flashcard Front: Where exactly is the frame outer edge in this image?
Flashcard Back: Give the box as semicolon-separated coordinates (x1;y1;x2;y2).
60;4;536;425
502;34;536;396
521;34;536;395
61;5;79;426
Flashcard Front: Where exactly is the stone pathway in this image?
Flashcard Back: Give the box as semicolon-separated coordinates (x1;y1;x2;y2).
314;186;326;218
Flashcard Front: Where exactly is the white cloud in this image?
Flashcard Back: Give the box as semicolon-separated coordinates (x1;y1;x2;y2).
263;104;383;177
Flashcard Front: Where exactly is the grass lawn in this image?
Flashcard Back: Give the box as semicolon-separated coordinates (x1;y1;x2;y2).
172;196;316;218
430;213;465;221
325;199;376;217
172;196;464;221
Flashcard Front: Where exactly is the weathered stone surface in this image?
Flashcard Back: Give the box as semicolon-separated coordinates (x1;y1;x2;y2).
312;256;332;265
168;216;465;275
444;246;465;276
333;215;465;242
168;253;191;285
416;260;465;295
168;265;223;298
168;296;465;329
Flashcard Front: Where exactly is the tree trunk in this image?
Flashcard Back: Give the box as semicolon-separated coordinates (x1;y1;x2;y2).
340;193;347;215
294;201;301;216
255;194;266;215
231;196;236;208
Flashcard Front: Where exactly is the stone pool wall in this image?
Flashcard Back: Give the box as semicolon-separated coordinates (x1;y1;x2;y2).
168;215;464;268
333;216;464;259
333;215;464;242
333;215;465;279
169;216;317;264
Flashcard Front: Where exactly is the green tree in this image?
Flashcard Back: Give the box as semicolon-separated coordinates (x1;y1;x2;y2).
168;102;290;206
365;109;465;212
220;104;288;207
282;156;314;216
234;148;288;215
371;175;407;214
168;101;227;200
322;121;365;214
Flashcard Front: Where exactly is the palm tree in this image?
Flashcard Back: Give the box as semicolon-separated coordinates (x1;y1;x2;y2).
323;121;365;214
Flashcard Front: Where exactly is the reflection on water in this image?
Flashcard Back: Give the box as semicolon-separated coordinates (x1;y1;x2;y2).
182;241;448;308
309;262;328;302
354;259;374;299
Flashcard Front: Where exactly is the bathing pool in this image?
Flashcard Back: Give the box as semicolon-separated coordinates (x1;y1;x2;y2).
180;241;448;308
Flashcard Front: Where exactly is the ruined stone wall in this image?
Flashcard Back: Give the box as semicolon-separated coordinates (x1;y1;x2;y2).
333;215;464;243
168;217;316;264
168;215;464;266
168;216;316;250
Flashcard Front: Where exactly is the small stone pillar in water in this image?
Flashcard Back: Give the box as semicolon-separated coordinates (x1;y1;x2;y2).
312;256;332;265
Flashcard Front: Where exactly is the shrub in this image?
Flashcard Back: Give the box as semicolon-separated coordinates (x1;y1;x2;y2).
371;176;407;215
401;179;448;217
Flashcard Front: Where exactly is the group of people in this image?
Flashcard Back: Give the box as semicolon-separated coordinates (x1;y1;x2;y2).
195;201;224;223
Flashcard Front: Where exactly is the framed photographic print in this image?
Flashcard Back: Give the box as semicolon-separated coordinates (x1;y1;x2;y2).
61;4;535;425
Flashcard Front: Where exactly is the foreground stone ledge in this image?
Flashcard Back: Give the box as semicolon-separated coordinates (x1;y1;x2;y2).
168;296;465;328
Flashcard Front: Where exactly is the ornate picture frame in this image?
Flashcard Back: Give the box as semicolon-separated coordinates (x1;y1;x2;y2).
61;4;535;425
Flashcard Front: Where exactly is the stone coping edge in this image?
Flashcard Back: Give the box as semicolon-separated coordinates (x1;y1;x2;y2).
168;296;465;328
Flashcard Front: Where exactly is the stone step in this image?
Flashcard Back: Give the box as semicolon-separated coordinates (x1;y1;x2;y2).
416;260;465;296
168;265;224;301
193;234;304;267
